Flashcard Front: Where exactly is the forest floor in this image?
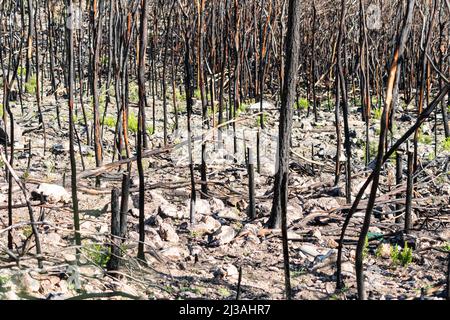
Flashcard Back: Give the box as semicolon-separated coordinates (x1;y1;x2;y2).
0;84;449;300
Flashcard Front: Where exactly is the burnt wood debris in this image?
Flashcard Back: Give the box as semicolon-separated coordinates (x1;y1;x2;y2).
0;0;449;300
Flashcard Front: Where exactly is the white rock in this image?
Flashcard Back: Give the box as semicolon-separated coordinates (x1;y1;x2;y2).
159;223;179;243
190;216;221;235
298;244;321;259
341;262;355;277
210;226;236;246
158;203;186;219
145;228;165;249
210;198;225;213
31;183;70;204
195;199;211;215
247;100;275;111
217;208;241;220
213;264;239;281
160;246;189;261
439;229;450;242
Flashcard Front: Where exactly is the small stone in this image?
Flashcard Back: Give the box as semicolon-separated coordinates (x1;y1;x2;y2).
299;245;321;259
190;216;221;235
438;229;450;242
217;208;241;221
145;228;165;249
209;226;236;246
245;234;261;244
195;199;211;215
64;253;77;264
210;198;225;213
312;229;322;240
240;223;259;236
158;203;186;219
303;197;340;212
159;223;179;243
160;246;189;261
213;264;239;281
341;262;355;277
326;238;339;249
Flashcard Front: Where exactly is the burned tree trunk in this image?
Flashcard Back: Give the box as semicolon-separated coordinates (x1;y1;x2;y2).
266;0;301;229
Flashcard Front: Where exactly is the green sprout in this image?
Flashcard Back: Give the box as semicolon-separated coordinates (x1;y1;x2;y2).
128;112;138;133
373;107;382;120
24;75;37;94
441;137;450;152
390;242;413;267
296;98;309;110
102;115;117;128
82;243;111;268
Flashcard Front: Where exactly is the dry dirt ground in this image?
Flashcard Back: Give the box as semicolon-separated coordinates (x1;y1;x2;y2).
0;83;449;300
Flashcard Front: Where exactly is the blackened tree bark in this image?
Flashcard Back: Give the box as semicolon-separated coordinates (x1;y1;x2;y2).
354;0;416;299
137;0;148;262
266;0;301;229
67;0;81;256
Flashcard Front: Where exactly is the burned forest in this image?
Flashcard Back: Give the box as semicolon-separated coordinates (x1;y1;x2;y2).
0;0;450;302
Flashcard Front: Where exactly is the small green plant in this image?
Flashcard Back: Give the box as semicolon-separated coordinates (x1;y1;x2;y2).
129;82;139;103
0;275;10;286
290;267;307;278
418;132;433;145
180;286;202;294
373;107;383;120
22;226;33;238
175;89;186;102
363;141;378;163
427;152;435;161
0;103;3;118
102;115;117;128
82;243;111;268
371;96;380;107
362;236;369;259
17;66;26;77
441;242;450;252
128;112;138;133
194;88;201;99
189;230;202;238
146;125;155;135
390;242;413;267
441;137;450;152
238;102;248;114
218;287;231;297
375;244;383;258
256;113;268;127
24;75;37;94
296;98;309;110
